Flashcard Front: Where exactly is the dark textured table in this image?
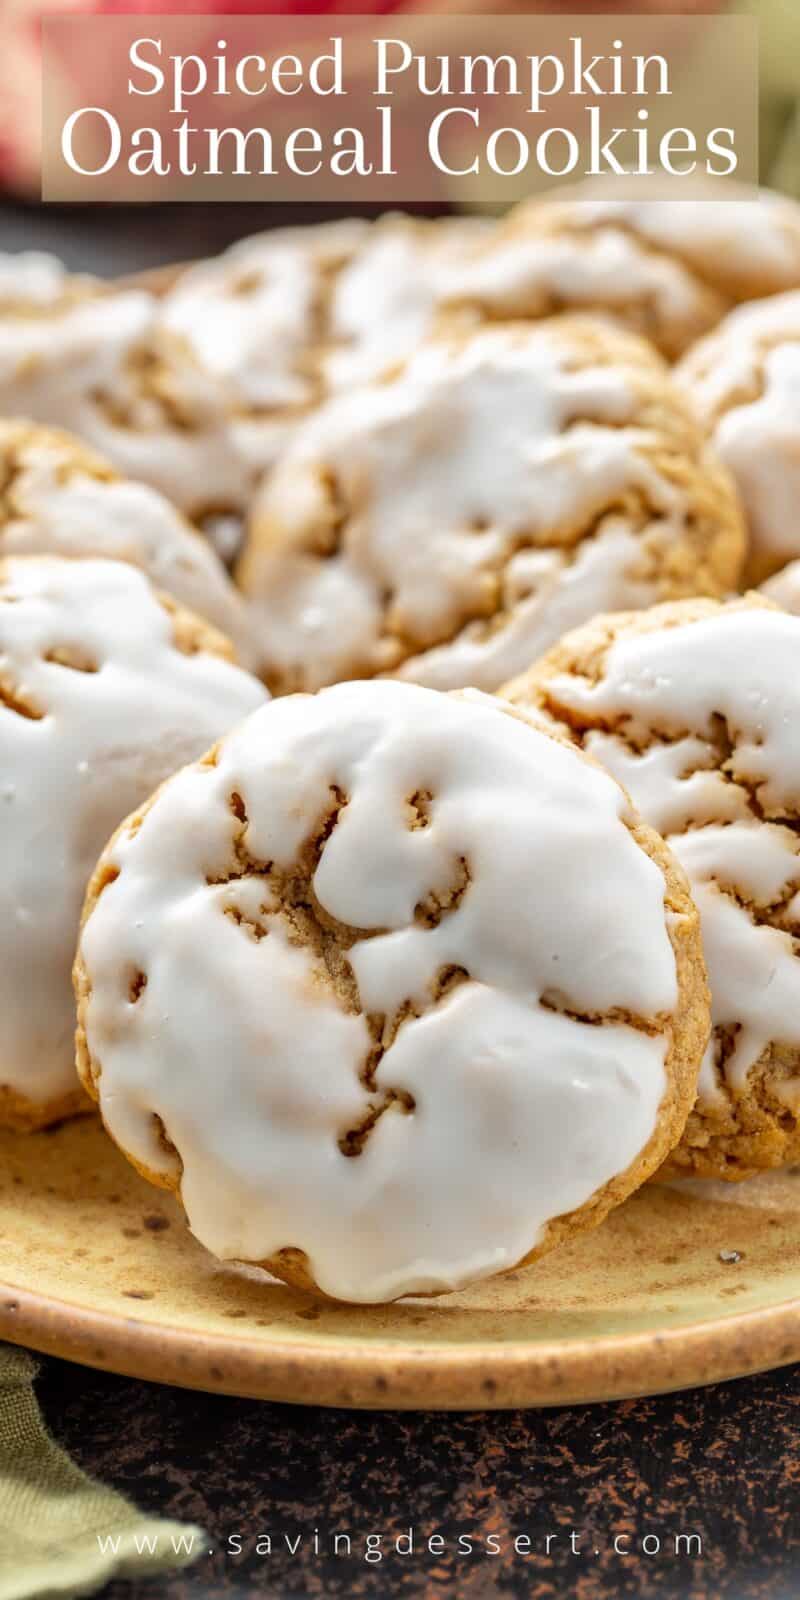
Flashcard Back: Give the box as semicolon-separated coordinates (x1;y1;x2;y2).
0;198;445;275
7;198;800;1600
34;1355;800;1599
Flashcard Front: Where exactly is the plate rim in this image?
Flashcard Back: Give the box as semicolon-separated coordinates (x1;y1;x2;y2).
2;1273;800;1409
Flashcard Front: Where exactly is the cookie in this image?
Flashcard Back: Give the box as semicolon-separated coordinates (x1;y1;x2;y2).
238;316;745;694
480;178;800;360
503;594;800;1180
0;251;96;312
761;558;800;615
436;197;723;363
159;215;491;448
74;679;708;1303
0;223;479;549
159;218;368;415
319;212;492;391
0;420;256;666
0;555;266;1132
678;290;800;583
0;254;276;531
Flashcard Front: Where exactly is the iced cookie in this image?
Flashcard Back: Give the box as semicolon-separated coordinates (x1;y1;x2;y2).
0;253;277;529
0;556;266;1132
480;179;800;360
0;420;256;666
159;218;368;414
761;558;800;615
320;213;492;391
238;317;745;693
678;291;800;583
161;215;491;416
0;251;96;312
438;200;722;363
74;679;708;1303
504;594;800;1180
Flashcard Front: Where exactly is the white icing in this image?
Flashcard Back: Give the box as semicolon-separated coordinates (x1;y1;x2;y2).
161;220;366;410
245;322;699;692
323;216;490;391
0;426;257;666
679;291;800;570
0;278;278;516
77;679;680;1302
161;215;493;429
697;1039;725;1109
548;605;800;1102
439;223;719;358
0;251;79;308
395;527;665;692
535;180;800;299
762;558;800;616
0;556;266;1111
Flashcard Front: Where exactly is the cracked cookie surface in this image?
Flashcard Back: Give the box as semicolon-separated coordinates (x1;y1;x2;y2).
159;218;368;415
74;679;708;1303
490;179;800;359
0;419;256;666
238;316;745;694
0;254;279;528
317;212;492;390
0;555;265;1131
678;289;800;583
504;594;800;1180
0;220;484;545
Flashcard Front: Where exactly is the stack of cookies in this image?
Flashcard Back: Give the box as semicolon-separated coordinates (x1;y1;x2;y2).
4;177;800;1304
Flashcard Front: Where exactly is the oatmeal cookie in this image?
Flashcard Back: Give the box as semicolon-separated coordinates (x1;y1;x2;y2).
470;179;800;360
678;290;800;583
0;252;277;531
318;212;492;391
0;251;97;312
0;419;256;665
158;218;368;415
158;214;492;458
238;317;745;694
504;594;800;1180
0;555;266;1132
74;679;708;1303
761;558;800;615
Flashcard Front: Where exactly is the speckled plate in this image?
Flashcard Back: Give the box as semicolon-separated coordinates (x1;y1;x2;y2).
2;1117;800;1409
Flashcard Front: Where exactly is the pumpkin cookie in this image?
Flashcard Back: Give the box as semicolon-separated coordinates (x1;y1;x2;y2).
0;420;256;665
239;317;745;693
0;251;96;311
159;214;492;448
159;218;368;415
678;290;800;583
473;179;800;361
75;679;707;1303
504;594;800;1180
319;212;492;391
0;253;276;531
762;558;800;615
438;198;721;363
0;555;266;1132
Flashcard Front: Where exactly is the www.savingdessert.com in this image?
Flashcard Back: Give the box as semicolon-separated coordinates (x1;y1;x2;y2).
96;1526;704;1564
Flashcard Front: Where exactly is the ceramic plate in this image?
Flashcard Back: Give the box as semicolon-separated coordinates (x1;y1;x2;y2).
2;1117;800;1409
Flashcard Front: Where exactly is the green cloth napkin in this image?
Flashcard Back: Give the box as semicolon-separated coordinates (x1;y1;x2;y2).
0;1344;205;1600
